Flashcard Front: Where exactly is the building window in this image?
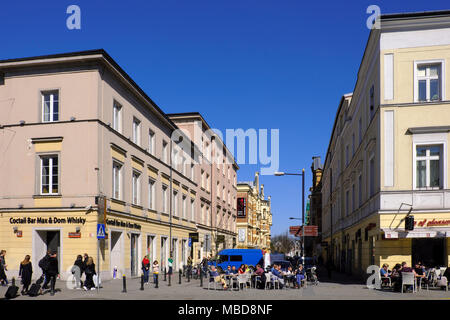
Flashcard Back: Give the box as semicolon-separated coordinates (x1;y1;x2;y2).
358;175;362;208
201;204;205;224
132;118;141;145
162;185;168;213
191;199;195;221
148;179;155;210
132;170;141;205
358;118;362;144
182;195;187;219
173;190;179;217
352;133;355;156
201;169;205;189
369;157;375;197
191;164;195;181
112;160;122;200
41;91;59;122
416;63;442;102
149;130;155;155
352;184;355;213
162;141;168;163
345;190;349;217
113;101;122;132
416;145;442;189
40;155;58;194
345;145;349;166
369;85;375;120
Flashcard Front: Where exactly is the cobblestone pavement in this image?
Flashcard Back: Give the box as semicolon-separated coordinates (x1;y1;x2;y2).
1;271;449;300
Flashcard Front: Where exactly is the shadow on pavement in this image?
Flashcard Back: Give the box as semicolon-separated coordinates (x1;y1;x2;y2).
316;266;365;285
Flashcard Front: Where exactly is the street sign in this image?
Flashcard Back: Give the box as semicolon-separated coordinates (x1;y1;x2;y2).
97;223;106;239
289;226;301;235
189;232;199;243
188;238;192;247
290;225;318;237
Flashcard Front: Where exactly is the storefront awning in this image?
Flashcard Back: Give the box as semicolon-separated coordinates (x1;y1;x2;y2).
382;228;450;239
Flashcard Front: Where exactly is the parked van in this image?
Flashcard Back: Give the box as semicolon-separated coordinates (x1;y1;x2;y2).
212;249;264;272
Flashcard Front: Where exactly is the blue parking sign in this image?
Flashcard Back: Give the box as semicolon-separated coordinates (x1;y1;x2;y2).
97;224;106;239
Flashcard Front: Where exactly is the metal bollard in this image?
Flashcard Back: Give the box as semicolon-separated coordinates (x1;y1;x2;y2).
164;268;167;281
12;277;15;287
155;274;159;288
122;274;127;293
179;269;182;284
200;270;203;287
168;271;171;286
187;268;190;282
140;274;144;291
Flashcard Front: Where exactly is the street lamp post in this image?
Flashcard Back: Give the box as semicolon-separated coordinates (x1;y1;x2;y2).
275;169;305;263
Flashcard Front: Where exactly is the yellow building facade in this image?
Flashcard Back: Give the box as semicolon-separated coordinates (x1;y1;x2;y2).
322;11;450;277
236;172;272;251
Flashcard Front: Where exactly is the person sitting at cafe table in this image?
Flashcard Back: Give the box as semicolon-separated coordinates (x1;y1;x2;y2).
414;263;427;285
210;266;228;290
284;266;296;287
254;264;266;289
295;265;305;288
271;264;285;289
225;265;232;275
238;264;246;274
230;266;238;274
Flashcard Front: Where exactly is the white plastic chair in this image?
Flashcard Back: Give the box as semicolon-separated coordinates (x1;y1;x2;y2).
264;272;272;290
237;274;249;291
271;274;281;289
401;272;416;293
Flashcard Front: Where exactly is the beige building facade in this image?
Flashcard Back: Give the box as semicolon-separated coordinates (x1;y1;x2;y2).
322;11;450;277
0;50;238;280
236;172;272;251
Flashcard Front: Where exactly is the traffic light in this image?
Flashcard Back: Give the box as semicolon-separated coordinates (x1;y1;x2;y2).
405;215;414;231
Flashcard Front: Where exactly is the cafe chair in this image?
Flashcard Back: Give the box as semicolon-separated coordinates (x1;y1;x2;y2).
401;272;416;293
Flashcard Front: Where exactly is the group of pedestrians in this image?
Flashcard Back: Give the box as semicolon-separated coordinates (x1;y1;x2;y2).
71;253;97;291
141;256;160;285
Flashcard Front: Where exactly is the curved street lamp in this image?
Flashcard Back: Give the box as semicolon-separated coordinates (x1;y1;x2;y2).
274;169;305;263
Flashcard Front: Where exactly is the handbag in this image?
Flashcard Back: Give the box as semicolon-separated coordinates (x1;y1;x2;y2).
436;276;447;287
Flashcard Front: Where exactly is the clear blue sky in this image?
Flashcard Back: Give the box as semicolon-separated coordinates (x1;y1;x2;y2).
0;1;448;235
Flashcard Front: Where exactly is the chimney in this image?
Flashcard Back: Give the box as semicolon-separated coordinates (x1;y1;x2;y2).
255;172;259;194
260;184;264;199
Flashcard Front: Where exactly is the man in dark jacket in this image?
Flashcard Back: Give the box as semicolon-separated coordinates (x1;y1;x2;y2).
38;250;51;290
42;250;59;296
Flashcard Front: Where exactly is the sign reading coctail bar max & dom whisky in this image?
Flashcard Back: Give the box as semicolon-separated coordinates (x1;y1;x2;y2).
106;218;141;230
9;217;87;224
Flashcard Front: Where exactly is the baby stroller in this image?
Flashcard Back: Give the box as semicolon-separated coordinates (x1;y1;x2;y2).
306;266;319;285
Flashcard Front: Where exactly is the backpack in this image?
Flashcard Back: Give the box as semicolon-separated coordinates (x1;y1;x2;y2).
38;256;48;271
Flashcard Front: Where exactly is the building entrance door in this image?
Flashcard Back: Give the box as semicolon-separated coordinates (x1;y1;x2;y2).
33;230;61;279
130;233;139;277
110;231;124;277
412;238;445;267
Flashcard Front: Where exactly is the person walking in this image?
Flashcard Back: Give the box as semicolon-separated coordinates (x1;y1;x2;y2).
72;255;85;289
142;255;150;284
152;260;159;288
0;250;8;286
42;250;59;296
187;256;193;278
37;251;50;293
168;255;173;279
19;255;33;295
83;257;96;291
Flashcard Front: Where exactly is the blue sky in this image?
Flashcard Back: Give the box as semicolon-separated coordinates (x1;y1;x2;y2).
0;0;448;235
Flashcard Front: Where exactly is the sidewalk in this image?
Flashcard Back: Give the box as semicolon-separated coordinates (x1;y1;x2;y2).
1;272;449;300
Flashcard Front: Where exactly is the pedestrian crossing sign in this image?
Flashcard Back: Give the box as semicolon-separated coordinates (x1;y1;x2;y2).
97;223;106;239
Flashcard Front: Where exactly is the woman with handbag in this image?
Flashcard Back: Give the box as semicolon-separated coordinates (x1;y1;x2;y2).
83;257;96;291
19;255;33;294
